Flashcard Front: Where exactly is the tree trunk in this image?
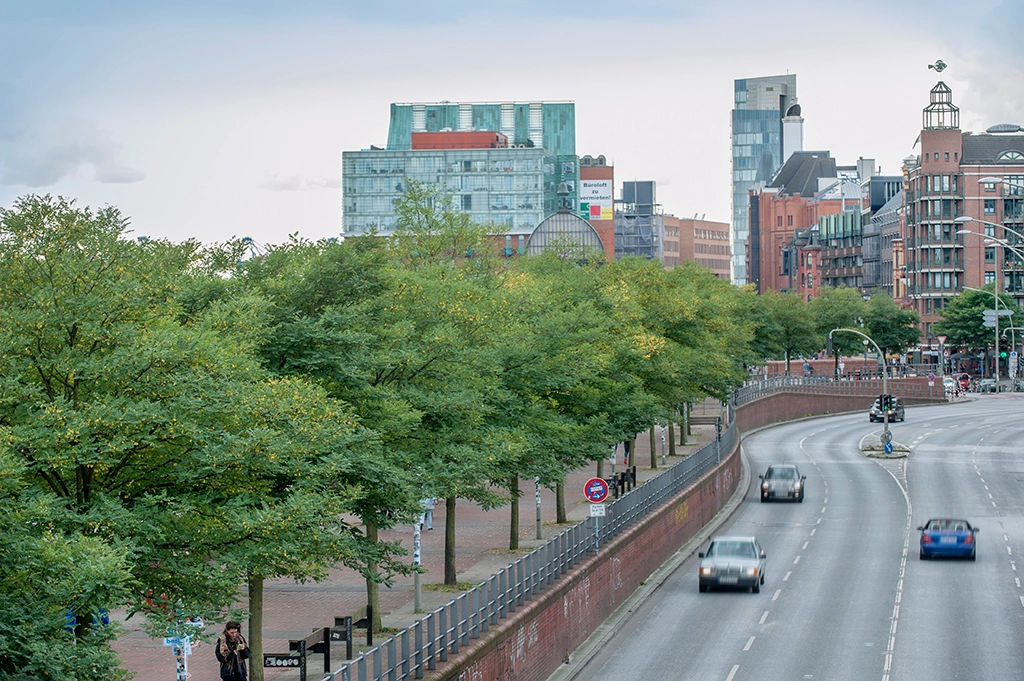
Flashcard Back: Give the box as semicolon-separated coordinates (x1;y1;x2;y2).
248;574;264;681
444;496;457;586
556;482;567;523
627;435;636;468
668;418;676;456
509;475;520;550
365;520;382;632
686;403;693;436
597;459;604;479
649;427;657;469
680;407;688;445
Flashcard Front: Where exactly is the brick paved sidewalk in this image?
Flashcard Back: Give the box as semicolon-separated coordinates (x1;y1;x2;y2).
113;420;719;680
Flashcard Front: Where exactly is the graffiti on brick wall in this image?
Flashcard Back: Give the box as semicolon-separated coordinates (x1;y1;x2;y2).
674;500;689;526
562;575;591;624
611;557;622;592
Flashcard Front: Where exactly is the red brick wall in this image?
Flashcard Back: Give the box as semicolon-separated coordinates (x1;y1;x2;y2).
430;444;740;681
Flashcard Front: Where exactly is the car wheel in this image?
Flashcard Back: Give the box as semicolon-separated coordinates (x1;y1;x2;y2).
970;550;976;562
920;549;927;560
699;582;708;593
760;495;767;503
798;492;804;503
752;582;760;594
760;573;765;585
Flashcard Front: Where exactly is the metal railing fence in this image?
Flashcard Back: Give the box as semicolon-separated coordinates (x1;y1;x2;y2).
733;375;946;407
325;409;738;681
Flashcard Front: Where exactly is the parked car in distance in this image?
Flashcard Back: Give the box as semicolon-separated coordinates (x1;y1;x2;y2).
943;376;956;392
698;536;766;593
954;373;971;390
979;378;998;393
759;464;806;502
918;518;978;560
869;394;905;422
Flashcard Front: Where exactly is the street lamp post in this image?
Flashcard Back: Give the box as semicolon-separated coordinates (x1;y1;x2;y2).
963;284;1002;380
831;328;889;436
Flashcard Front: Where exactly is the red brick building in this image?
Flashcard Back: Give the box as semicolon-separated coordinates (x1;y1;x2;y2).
579;155;615;261
903;81;1024;342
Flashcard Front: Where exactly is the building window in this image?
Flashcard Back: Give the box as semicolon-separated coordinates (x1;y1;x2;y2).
787;215;793;226
777;216;783;226
984;223;995;237
926;299;932;313
985;199;996;214
983;182;996;192
944;152;949;161
985;271;996;284
807;275;813;287
942;176;950;192
985;246;996;263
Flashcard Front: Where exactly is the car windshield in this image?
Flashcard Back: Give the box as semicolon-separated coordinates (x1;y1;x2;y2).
927;519;970;531
765;467;798;480
707;541;757;558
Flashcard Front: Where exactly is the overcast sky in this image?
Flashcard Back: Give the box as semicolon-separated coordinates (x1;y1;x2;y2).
1;0;1022;246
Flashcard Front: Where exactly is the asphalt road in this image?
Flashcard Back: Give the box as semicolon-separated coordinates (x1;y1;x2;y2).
571;395;1024;681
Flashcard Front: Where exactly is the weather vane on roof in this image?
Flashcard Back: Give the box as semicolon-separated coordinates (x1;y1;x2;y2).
928;60;947;73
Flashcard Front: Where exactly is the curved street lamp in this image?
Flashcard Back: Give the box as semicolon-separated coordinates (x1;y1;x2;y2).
829;328;889;436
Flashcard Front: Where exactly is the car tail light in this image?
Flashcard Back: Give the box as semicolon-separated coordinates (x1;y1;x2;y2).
921;534;934;544
963;534;974;545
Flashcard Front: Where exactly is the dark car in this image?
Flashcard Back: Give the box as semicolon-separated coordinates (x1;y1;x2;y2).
698;536;766;593
979;378;998;393
918;518;978;560
759;464;806;502
869;394;905;423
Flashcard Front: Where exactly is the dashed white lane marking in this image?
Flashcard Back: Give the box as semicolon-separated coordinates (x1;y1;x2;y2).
821;506;827;513
985;486;990;490
1005;535;1010;542
1015;578;1020;588
810;529;816;536
772;589;781;601
816;518;821;524
802;541;809;550
725;664;740;681
876;454;912;681
793;556;801;564
783;571;792;581
1020;596;1024;610
759;611;769;625
744;636;755;651
1012;562;1017;572
993;501;998;507
824;498;828;504
1008;547;1013;556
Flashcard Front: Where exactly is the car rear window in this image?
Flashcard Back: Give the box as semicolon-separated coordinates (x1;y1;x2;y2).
928;519;969;531
766;467;797;479
708;541;757;558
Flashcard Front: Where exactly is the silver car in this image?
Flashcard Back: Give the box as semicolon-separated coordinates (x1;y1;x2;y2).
698;536;766;593
759;464;806;502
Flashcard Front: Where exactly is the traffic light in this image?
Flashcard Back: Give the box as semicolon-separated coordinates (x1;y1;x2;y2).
1001;351;1008;358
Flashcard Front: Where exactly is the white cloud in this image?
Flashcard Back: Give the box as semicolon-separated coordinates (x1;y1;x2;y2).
260;175;341;191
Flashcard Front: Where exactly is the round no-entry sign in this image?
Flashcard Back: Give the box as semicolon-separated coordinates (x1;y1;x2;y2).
584;478;610;503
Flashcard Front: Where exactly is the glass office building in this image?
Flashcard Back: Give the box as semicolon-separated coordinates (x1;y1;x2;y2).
343;101;578;235
731;75;797;284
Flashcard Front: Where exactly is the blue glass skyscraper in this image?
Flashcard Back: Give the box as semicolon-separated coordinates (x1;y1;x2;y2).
731;75;797;284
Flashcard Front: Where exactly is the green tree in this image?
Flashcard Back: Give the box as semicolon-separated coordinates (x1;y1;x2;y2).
863;291;922;358
933;285;1020;351
809;286;867;374
751;290;819;374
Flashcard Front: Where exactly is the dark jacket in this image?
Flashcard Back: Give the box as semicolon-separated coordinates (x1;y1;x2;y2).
215;634;250;680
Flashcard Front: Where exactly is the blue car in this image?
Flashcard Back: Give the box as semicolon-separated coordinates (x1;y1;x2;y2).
918;518;978;560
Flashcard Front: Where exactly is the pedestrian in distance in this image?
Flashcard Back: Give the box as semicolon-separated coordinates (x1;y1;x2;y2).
215;621;250;680
421;497;436;530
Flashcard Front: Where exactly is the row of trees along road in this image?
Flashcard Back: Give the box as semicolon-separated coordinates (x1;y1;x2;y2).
0;188;919;680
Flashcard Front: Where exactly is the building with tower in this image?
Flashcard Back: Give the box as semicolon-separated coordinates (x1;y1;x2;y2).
903;80;1024;359
731;74;800;285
